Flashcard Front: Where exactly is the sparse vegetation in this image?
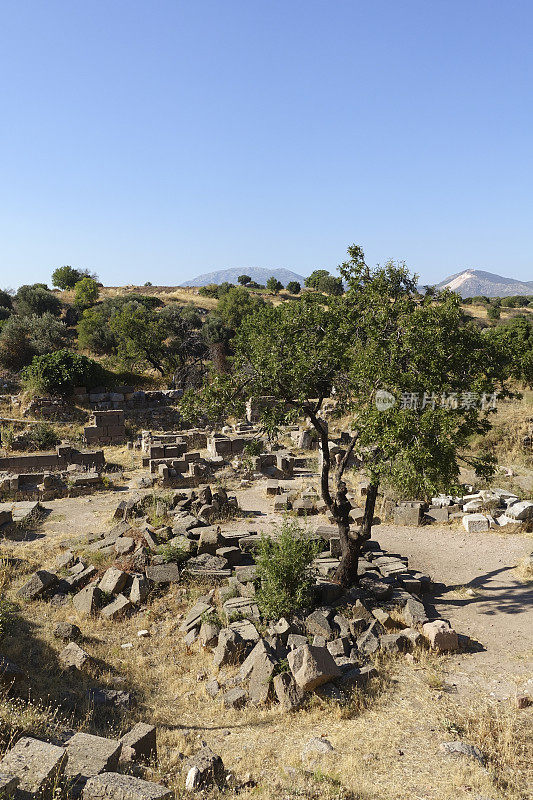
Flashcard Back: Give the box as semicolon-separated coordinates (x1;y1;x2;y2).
255;519;321;619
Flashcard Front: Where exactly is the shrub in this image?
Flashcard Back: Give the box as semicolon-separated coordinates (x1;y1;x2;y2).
52;266;83;289
286;281;301;294
0;316;36;369
266;277;283;294
15;284;62;317
21;349;108;396
0;290;13;309
255;519;321;620
18;423;60;451
74;276;99;309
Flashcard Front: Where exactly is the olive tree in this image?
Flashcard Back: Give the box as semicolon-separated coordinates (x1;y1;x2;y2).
182;245;508;586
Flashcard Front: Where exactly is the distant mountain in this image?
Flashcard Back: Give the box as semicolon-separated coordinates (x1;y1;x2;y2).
181;267;306;288
435;269;533;298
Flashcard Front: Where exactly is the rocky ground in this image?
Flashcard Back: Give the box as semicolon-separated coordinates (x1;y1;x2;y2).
0;455;531;800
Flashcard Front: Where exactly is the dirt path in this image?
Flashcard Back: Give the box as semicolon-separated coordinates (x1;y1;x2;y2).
375;523;533;698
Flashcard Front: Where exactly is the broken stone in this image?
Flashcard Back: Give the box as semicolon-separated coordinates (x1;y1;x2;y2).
183;747;224;789
115;537;135;556
440;741;484;765
119;724;156;763
17;570;58;600
83;772;171;800
422;620;459;651
287;644;341;692
205;679;220;698
0;737;66;799
222;687;248;708
301;737;334;761
273;672;304;710
179;601;211;633
101;594;132;620
60;642;91;670
53;622;81;641
130;575;149;605
199;621;220;649
305;610;333;639
73;585;102;616
212;628;244;668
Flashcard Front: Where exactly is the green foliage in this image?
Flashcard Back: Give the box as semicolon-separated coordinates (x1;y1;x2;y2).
305;269;343;295
243;438;262;456
0;316;36;369
266;276;283;294
238;274;251;285
21;349;108;396
484;315;533;385
157;542;189;565
0;290;13;309
0;314;69;370
286;281;301;294
15;284;62;317
16;423;61;451
52;265;83;289
255;519;320;620
74;276;100;309
217;286;269;330
486;304;501;321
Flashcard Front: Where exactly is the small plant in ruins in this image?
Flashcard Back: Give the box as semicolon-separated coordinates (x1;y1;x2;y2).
255;518;321;620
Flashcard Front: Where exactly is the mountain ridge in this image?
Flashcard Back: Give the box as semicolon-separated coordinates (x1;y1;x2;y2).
436;269;533;297
181;266;306;287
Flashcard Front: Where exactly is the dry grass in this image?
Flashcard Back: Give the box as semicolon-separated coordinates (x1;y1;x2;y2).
514;555;533;583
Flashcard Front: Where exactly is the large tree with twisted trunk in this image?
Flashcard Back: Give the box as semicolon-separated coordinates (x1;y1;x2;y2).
182;245;507;586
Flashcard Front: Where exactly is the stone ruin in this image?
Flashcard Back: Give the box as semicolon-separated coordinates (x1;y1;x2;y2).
0;444;107;502
83;410;126;446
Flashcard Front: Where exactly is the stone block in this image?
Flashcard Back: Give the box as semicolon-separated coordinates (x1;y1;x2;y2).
393;505;421;526
145;564;180;584
119;724;156;763
101;594;132;620
422;620;459;651
83;772;171;800
287;644;341;692
98;568;128;595
462;514;489;533
73;585;102;616
65;732;122;782
17;570;58;600
0;737;66;799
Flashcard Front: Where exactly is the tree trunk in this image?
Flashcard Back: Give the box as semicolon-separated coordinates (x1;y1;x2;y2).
361;480;379;540
333;482;360;586
306;409;360;587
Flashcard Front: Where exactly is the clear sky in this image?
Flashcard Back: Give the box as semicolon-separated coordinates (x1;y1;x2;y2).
1;0;532;288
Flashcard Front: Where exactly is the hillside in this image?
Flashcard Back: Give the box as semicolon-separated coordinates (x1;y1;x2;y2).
436;269;533;298
181;266;306;287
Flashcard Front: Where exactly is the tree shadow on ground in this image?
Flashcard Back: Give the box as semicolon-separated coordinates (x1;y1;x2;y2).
427;564;533;617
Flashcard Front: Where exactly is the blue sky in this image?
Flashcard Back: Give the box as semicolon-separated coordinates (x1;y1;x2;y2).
1;0;532;288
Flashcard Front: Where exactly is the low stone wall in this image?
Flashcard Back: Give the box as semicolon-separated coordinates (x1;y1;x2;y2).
0;446;105;474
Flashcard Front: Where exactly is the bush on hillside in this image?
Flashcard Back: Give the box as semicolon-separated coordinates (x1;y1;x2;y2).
15;284;62;317
21;349;108;396
255;519;321;620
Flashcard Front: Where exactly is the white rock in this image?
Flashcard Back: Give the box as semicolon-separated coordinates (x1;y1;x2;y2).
137;629;150;637
505;500;533;521
462;514;489;533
